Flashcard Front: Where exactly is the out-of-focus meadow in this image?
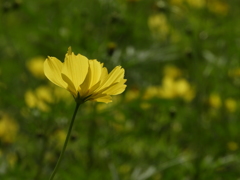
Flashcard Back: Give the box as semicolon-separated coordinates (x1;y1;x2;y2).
1;0;240;179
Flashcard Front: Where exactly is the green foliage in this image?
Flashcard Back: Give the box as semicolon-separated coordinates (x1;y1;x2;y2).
1;0;240;179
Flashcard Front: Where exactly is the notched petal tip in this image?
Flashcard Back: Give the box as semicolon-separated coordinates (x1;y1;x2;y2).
67;46;72;55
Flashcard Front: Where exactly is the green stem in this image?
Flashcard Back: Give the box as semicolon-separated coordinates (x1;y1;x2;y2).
49;103;81;180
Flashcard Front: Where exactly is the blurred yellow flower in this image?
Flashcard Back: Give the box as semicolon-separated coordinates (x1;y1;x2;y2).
26;56;45;78
143;65;195;102
44;47;127;104
175;78;195;101
227;141;238;151
159;76;195;101
225;98;237;113
143;86;160;99
53;86;72;102
158;77;176;99
209;93;222;108
228;68;240;78
148;13;170;40
186;0;205;8
125;87;139;102
0;113;19;144
163;65;182;78
25;86;54;112
119;164;131;174
140;102;151;110
207;0;229;16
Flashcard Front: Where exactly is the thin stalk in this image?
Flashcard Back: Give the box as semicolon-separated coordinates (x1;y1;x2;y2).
49;103;80;180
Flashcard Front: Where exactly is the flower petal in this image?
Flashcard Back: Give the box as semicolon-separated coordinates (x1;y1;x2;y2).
91;94;112;103
61;73;78;97
61;50;89;91
89;60;103;86
100;67;108;80
79;60;102;97
44;57;67;89
102;79;127;95
98;66;125;91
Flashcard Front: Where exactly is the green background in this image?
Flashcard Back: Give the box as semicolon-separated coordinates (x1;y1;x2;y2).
1;0;240;179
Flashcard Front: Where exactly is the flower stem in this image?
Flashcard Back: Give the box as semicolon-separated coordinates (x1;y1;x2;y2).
49;103;81;180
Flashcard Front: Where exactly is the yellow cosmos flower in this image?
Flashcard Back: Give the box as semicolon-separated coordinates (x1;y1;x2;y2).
148;13;170;40
25;86;54;112
0;113;19;144
207;0;229;16
186;0;205;8
225;98;237;113
227;141;238;151
209;93;222;109
26;56;45;78
163;65;182;78
44;47;127;103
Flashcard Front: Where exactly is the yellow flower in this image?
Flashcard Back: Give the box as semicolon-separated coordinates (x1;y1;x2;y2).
186;0;205;8
158;77;176;98
225;98;237;113
143;86;160;99
207;0;229;16
125;87;139;102
26;56;45;78
228;68;240;77
44;47;127;103
209;93;222;108
159;76;195;101
175;79;188;93
148;13;170;40
227;141;238;151
163;65;182;78
0;113;19;144
25;86;54;112
53;86;72;102
140;102;151;110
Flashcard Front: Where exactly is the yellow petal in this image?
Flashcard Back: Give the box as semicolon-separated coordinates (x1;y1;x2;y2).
61;51;89;91
80;60;102;97
103;79;127;95
25;90;37;108
92;94;112;103
100;67;108;80
98;66;125;91
61;73;78;97
44;57;67;89
90;82;118;99
89;60;103;87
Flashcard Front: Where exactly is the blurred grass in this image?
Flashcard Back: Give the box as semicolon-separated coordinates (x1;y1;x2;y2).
1;0;240;179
